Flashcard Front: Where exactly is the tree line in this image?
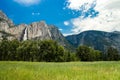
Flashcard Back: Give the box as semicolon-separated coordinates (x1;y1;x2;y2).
76;46;120;61
0;39;77;62
0;39;119;62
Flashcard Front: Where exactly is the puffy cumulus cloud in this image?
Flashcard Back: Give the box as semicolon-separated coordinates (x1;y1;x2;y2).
14;0;41;6
65;0;120;34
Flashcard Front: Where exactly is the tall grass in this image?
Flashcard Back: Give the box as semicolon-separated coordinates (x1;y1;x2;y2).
0;61;120;80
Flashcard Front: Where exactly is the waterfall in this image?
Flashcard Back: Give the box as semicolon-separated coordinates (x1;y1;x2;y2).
23;28;27;41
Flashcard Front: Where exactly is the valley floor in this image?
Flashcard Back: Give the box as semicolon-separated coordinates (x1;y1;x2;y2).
0;61;120;80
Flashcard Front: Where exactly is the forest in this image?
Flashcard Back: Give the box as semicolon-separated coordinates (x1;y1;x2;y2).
0;38;120;62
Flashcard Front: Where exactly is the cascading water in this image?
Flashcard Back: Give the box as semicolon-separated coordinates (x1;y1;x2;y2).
23;28;27;40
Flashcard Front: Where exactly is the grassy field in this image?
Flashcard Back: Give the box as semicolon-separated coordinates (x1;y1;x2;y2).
0;61;120;80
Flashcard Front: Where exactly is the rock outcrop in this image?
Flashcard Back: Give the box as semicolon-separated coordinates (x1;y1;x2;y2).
0;10;15;40
0;11;52;41
48;25;74;50
27;21;51;40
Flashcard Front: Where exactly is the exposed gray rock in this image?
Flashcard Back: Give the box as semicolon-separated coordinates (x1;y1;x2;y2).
0;10;8;20
0;10;14;27
8;24;26;40
48;25;74;50
0;21;9;32
27;21;51;40
0;10;15;40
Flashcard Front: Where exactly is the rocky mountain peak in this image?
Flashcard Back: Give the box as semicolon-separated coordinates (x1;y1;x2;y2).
30;21;47;28
0;10;8;20
26;21;51;40
0;10;14;28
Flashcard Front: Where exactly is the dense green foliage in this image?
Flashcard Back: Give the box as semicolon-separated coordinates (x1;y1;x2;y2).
105;47;120;61
76;46;102;61
0;39;119;61
76;46;120;61
0;39;77;62
0;61;120;80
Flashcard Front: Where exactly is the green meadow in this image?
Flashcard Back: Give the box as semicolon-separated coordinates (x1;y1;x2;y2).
0;61;120;80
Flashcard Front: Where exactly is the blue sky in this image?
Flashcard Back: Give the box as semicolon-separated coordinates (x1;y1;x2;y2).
0;0;120;36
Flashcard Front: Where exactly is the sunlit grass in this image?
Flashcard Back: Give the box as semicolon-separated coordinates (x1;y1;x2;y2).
0;61;120;80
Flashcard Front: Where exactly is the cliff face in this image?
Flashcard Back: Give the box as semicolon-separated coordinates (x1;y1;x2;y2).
0;10;14;28
0;10;73;50
48;25;74;50
0;11;52;41
27;21;51;40
0;10;15;40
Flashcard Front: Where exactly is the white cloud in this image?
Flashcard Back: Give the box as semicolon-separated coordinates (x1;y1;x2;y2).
63;33;75;36
64;21;70;26
14;0;41;6
32;12;40;16
65;0;120;34
59;29;63;31
66;0;96;11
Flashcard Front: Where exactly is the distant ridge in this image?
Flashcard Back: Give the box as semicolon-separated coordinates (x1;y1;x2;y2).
66;30;120;52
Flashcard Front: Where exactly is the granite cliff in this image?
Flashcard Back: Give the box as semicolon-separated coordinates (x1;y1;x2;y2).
0;11;52;41
0;10;73;50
